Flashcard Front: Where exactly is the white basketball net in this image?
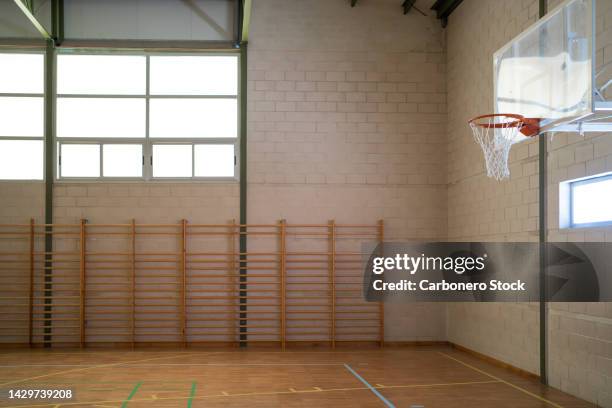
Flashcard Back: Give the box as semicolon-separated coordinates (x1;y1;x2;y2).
469;116;524;181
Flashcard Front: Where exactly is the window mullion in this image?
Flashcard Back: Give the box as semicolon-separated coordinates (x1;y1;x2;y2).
58;142;62;177
145;55;151;181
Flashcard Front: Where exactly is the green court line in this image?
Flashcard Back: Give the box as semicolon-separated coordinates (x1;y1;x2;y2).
121;381;142;408
187;382;197;408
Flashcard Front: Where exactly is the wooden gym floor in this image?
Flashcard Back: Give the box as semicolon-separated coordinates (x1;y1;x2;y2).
0;346;594;408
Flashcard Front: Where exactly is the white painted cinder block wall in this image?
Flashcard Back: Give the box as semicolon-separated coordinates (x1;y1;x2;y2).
544;0;612;405
445;0;542;377
0;0;610;403
446;0;612;406
246;0;448;341
0;0;448;342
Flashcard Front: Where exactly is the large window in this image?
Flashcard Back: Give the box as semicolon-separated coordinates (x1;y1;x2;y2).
56;53;238;180
0;52;45;180
568;174;612;227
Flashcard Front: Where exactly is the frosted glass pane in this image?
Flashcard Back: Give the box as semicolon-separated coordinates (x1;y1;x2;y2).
0;140;43;180
494;0;592;124
0;53;44;93
150;56;238;95
57;55;146;95
150;99;237;138
572;178;612;225
61;144;100;178
152;145;192;177
103;144;142;177
194;145;234;177
0;97;44;137
57;98;146;138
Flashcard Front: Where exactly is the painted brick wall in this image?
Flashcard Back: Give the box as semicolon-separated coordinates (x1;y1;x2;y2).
445;0;542;376
545;1;612;404
0;1;607;398
247;0;447;240
246;0;448;341
52;184;239;224
0;184;44;225
0;0;448;342
446;0;612;406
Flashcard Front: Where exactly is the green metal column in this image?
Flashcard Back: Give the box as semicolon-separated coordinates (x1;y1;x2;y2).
538;0;548;386
239;43;248;347
237;0;251;348
43;39;55;346
43;0;61;347
52;0;64;46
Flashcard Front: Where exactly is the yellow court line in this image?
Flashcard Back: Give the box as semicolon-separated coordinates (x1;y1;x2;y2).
0;380;194;385
0;379;510;408
382;380;500;389
0;351;191;360
0;352;222;388
438;352;564;408
0;362;348;368
0;350;419;356
140;389;188;394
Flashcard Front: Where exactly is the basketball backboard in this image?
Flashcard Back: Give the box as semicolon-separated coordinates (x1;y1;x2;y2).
494;0;611;135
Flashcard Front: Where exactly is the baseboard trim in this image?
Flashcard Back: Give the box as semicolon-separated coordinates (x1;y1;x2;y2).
448;342;540;380
381;341;449;347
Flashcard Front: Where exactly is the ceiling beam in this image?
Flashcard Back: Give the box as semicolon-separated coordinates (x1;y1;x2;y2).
403;0;416;14
241;0;252;43
12;0;53;41
402;0;426;16
430;0;463;27
52;0;64;46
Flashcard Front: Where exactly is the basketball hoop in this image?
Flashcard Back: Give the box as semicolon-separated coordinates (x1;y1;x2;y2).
468;114;539;181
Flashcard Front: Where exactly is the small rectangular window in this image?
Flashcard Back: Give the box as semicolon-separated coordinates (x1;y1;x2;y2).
194;145;235;177
57;55;146;95
103;144;143;178
0;97;44;137
0;53;44;94
0;140;43;180
150;56;238;96
60;144;100;178
152;145;192;178
149;98;237;139
570;175;612;227
57;98;146;138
